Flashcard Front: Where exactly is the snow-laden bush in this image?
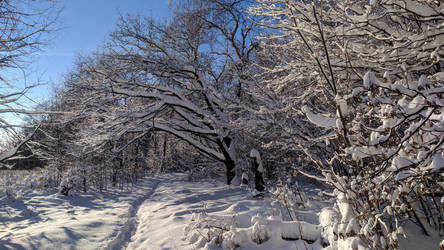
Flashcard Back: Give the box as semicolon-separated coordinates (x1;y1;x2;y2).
187;164;226;182
249;1;443;247
269;183;308;221
0;171;24;200
184;211;322;249
184;185;323;249
0;169;58;202
33;165;63;188
317;72;444;249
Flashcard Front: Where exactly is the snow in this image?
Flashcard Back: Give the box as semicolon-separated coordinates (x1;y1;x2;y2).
345;146;386;160
418;75;428;88
430;72;444;82
303;106;336;129
398;221;442;250
0;177;161;250
241;172;249;185
1;173;329;250
430;153;444;172
369;131;389;146
388;156;414;171
335;96;349;117
319;207;338;245
2;172;442;250
250;149;264;172
363;71;377;88
336;192;354;224
401;62;408;72
0;150;17;165
383;71;391;83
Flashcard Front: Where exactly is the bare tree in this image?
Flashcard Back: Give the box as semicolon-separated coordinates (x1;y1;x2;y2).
0;0;58;166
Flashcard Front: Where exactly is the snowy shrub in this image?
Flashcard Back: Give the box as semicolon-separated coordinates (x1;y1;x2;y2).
187;164;225;182
269;183;307;221
185;211;322;249
58;164;84;195
249;0;443;247
315;72;444;249
0;173;21;200
33;165;63;189
0;169;52;202
184;187;322;250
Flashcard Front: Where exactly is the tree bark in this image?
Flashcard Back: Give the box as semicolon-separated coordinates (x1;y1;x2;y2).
252;156;265;192
217;136;236;185
161;133;167;172
224;158;236;185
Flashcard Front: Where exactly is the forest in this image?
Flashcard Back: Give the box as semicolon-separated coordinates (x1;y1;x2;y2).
0;0;443;249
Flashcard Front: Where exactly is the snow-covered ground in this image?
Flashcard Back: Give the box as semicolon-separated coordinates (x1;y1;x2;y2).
1;173;441;249
0;176;162;250
0;173;324;249
126;175;328;250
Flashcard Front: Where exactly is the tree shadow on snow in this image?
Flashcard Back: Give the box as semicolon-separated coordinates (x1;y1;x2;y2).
0;237;37;250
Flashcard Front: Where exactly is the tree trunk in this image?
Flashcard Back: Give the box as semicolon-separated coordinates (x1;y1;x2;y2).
60;186;71;196
82;167;87;192
252;157;265;192
224;158;236;185
161;133;167;172
218;136;237;185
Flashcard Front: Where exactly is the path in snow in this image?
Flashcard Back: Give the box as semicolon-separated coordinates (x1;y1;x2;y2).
0;177;161;250
106;178;163;250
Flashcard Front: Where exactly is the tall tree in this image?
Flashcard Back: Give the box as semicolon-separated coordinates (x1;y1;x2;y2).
64;0;259;185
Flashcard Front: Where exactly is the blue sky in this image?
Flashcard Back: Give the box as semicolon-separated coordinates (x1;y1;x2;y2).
1;1;171;140
26;0;171;103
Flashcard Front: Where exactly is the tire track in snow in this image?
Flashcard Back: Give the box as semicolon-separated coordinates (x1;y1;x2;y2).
105;178;163;250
